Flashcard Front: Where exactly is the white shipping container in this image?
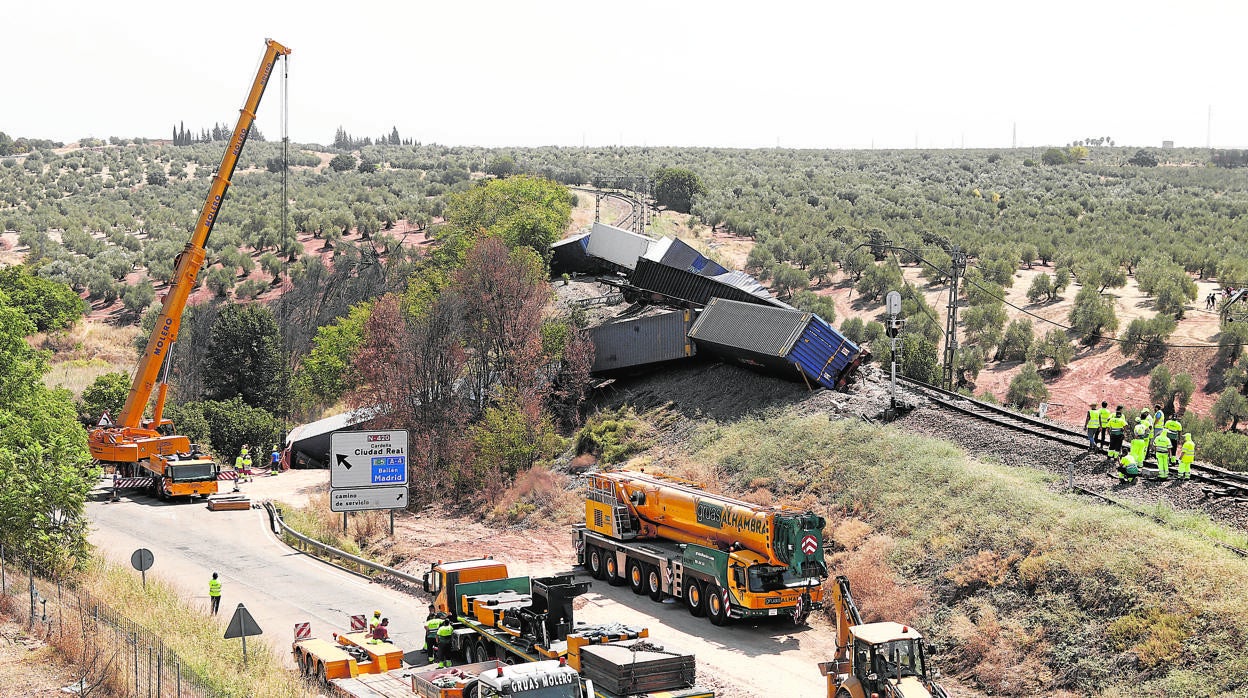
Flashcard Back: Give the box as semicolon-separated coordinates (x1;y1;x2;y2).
586;222;655;270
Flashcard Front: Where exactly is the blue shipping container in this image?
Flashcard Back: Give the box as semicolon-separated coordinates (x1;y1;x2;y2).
687;298;865;389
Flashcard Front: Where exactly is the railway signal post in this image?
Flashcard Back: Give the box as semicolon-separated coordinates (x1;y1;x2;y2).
885;291;905;420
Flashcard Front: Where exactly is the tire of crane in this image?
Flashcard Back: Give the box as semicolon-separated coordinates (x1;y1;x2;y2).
627;559;646;595
605;553;623;586
646;565;663;602
685;580;706;617
706;585;729;626
464;680;481;698
588;547;606;580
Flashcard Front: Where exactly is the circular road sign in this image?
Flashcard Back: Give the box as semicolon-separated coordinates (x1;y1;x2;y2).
130;548;154;572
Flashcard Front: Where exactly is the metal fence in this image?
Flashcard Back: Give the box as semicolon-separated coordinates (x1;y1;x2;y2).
0;550;212;697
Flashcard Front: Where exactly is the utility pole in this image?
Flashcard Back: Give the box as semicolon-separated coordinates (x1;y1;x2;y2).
942;248;967;391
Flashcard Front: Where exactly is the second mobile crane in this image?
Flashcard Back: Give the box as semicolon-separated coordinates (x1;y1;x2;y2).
87;39;292;499
575;469;828;626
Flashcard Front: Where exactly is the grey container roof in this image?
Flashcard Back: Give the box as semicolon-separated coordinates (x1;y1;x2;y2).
688;298;813;356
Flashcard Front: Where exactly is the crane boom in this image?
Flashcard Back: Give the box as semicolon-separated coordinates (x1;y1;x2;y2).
89;38;290;467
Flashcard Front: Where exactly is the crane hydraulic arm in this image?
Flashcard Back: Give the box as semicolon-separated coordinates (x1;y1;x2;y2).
89;38;290;465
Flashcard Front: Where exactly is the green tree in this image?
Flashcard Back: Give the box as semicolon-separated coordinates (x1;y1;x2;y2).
1148;365;1195;417
293;302;372;409
121;281;155;320
840;317;866;344
1129;149;1159;167
791;290;836;324
487;155;517;178
1007;362;1049;408
771;263;810;298
441;176;573;260
997;319;1034;362
899;333;939;384
841;248;874;282
1041;148;1069;165
652;167;707;213
1121;315;1177;360
80;372;130;422
1068;286;1119;344
855;261;903;301
328;153;356;172
468;392;562;492
1029;329;1075;372
1078;259;1126;293
1212;389;1248;432
1027;273;1054;303
0;265;86;332
963;301;1006;351
201;303;287;413
165;397;280;462
0;293;96;573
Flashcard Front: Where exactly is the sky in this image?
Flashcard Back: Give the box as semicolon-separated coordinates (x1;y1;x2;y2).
5;0;1248;151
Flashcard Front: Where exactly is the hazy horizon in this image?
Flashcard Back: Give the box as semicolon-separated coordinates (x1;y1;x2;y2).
6;0;1246;151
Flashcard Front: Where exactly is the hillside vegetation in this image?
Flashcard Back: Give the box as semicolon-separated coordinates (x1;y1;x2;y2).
665;406;1248;697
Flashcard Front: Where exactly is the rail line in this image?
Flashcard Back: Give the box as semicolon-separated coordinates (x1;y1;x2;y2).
897;375;1248;492
895;375;1248;556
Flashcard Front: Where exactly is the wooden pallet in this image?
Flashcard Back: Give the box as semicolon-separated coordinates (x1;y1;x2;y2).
207;495;251;511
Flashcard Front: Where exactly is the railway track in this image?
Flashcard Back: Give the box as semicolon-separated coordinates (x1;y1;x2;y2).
895;375;1248;556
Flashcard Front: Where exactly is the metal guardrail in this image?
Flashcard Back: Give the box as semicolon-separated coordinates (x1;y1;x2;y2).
262;501;423;586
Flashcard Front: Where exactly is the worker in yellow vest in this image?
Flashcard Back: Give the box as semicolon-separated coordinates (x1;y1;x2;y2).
1098;401;1112;447
1105;407;1127;460
436;620;455;667
1085;403;1102;451
1178;433;1195;480
1153;431;1172;480
1163;416;1183;457
1129;421;1150;465
369;610;382;635
209;572;222;615
1116;454;1139;484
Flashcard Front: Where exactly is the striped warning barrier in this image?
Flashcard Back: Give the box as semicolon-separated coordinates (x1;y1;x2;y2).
350;614;367;632
113;477;154;489
218;470;238;480
294;622;311;640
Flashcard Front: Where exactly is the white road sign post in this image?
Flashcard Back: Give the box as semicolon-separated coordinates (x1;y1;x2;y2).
329;430;409;521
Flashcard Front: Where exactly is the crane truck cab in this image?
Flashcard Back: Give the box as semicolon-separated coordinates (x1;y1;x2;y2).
422;558;511;615
821;576;947;698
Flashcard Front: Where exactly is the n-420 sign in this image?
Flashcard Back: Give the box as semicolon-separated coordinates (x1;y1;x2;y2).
329;430;409;489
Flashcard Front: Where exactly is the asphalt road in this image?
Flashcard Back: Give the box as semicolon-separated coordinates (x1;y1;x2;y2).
86;480;432;667
86;475;837;697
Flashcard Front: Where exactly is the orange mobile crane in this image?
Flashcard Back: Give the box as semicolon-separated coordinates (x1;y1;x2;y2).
88;39;291;499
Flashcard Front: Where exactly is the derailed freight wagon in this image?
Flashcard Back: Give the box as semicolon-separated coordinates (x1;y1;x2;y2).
623;257;788;310
588;310;698;374
687;298;867;389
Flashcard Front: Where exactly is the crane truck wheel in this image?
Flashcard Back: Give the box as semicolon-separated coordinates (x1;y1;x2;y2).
627;559;646;595
685;580;706;617
605;553;624;586
465;642;478;663
646;565;663;601
588;547;606;580
705;585;729;626
476;639;491;661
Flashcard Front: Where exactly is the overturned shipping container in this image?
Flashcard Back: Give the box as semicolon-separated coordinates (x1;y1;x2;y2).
687;298;866;389
625;257;788;310
589;309;698;374
585;222;655;270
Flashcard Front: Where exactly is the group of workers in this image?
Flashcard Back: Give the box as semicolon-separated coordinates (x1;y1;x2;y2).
361;606;455;666
1085;402;1196;484
232;443;283;486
